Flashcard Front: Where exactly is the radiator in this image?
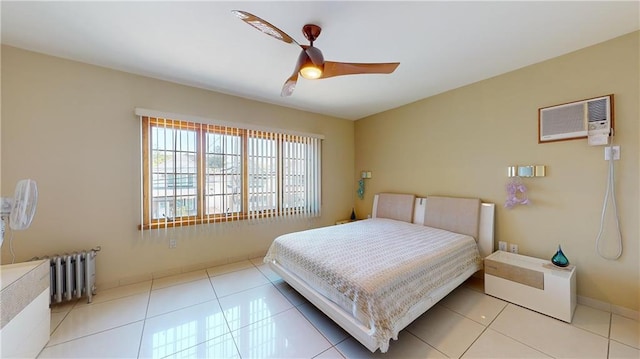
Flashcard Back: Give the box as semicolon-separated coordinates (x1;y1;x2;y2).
31;247;100;304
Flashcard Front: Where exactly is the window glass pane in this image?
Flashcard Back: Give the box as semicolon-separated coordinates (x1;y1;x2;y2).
206;195;224;216
176;130;197;152
152;197;174;220
282;140;306;209
175;196;197;217
152;127;174;150
152;150;174;172
207;133;222;153
150;124;197;220
204;132;242;216
225;194;241;213
248;136;277;212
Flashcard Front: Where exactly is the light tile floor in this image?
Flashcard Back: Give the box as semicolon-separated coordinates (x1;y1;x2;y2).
40;258;639;358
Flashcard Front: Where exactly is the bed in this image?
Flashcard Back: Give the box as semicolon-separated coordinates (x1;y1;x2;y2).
264;193;495;353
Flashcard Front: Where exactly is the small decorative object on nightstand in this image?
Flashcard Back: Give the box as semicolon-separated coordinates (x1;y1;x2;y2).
336;208;360;225
551;245;570;267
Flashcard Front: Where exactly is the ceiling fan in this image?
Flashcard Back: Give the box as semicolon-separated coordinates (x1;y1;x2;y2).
231;10;400;97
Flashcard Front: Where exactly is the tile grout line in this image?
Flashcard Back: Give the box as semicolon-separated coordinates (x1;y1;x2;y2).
483;303;556;358
136;278;153;358
457;301;509;359
606;311;613;359
38;301;79;358
330;337;350;358
141;268;243;358
489;303;610;358
47;300;79;340
457;322;493;357
291;301;338;357
208;265;243;359
404;331;449;358
45;319;147;350
261;259;340;358
312;347;345;359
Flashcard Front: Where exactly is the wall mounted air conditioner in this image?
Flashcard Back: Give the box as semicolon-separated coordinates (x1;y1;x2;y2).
538;94;614;144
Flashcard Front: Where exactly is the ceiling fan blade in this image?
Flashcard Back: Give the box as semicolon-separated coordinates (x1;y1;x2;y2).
321;61;400;79
232;10;299;46
302;45;324;66
281;74;298;97
281;52;306;97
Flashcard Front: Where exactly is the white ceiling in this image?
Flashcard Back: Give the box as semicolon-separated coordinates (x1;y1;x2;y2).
2;1;638;120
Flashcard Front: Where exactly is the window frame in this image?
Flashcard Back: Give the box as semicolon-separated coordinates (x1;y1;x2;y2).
140;116;320;230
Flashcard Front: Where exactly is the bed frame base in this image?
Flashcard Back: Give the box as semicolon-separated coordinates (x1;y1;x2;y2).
269;259;478;353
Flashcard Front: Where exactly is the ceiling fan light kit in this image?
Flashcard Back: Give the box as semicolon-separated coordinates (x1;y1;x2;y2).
299;58;323;80
300;65;322;80
232;10;400;96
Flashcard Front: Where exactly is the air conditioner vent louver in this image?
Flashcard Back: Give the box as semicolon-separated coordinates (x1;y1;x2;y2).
588;98;607;122
540;103;585;138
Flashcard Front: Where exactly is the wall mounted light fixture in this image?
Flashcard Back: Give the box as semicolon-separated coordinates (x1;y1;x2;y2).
507;165;546;178
358;171;372;199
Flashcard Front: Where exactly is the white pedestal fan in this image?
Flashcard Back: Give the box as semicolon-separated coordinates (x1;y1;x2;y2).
1;179;38;248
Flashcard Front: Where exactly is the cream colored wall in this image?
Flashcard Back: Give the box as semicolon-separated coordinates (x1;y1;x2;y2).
1;46;355;288
355;32;639;312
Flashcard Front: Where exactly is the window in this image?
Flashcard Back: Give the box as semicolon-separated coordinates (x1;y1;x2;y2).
140;116;321;229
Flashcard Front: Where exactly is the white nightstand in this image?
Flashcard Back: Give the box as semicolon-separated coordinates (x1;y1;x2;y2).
484;250;577;322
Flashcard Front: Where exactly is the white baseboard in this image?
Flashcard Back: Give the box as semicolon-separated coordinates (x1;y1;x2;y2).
578;295;639;321
101;252;269;291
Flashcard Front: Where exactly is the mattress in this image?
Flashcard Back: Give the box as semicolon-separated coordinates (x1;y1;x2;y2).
264;218;482;352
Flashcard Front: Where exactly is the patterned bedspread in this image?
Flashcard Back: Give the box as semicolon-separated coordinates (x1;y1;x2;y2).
264;218;482;352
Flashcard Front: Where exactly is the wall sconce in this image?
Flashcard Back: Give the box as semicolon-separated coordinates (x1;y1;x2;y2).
507;165;546;178
358;171;372;199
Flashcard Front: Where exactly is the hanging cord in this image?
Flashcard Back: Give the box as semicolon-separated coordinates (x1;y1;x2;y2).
595;142;623;260
1;218;17;264
9;229;16;264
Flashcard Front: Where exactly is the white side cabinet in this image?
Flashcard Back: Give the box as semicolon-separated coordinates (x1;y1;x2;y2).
484;250;576;322
0;260;51;358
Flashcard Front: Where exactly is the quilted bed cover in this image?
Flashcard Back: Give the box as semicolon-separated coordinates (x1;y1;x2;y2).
264;218;482;352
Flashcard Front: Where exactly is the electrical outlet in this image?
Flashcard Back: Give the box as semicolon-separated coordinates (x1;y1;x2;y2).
498;241;508;251
604;146;620;160
169;239;177;249
509;244;518;254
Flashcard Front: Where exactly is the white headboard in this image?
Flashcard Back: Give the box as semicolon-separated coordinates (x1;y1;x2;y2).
371;193;415;223
373;194;495;258
477;203;496;258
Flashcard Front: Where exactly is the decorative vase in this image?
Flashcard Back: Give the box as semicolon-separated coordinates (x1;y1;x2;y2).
551;245;570;267
357;179;365;199
350;208;356;221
